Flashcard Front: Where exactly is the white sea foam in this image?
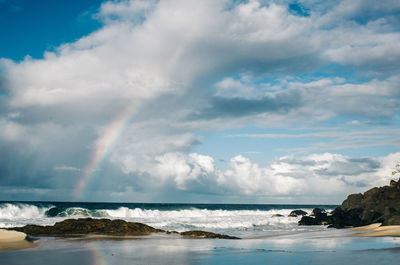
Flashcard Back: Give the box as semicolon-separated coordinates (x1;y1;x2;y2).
0;203;333;236
0;203;53;228
104;207;315;233
0;203;49;219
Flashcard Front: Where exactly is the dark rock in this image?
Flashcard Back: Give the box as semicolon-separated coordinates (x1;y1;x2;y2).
10;218;240;239
341;193;364;212
299;216;318;225
300;178;400;228
314;213;330;225
390;180;397;188
387;215;400;225
180;230;240;239
271;214;284;217
299;212;331;225
12;218;164;236
288;210;308;217
310;208;326;216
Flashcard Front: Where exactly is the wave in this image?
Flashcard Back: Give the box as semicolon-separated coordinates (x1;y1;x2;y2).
0;203;333;233
103;207;307;231
101;207;322;231
45;207;107;218
0;203;53;227
0;203;51;219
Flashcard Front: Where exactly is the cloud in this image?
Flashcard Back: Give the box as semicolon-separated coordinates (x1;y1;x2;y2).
135;151;400;201
153;152;216;190
0;0;399;201
214;77;262;99
53;165;81;171
228;128;400;152
96;0;157;24
200;75;400;126
196;87;303;119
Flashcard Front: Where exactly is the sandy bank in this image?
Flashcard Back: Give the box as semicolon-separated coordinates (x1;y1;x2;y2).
0;229;38;251
350;223;400;237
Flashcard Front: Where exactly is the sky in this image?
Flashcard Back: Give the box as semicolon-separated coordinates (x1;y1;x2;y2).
0;0;399;204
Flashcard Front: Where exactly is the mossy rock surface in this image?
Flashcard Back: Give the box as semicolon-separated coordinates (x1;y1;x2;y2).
11;218;163;236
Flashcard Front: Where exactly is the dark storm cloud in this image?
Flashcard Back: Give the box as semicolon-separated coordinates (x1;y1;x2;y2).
0;142;55;189
193;89;302;119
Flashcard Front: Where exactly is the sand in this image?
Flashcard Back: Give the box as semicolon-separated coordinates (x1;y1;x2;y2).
0;229;38;251
350;223;400;237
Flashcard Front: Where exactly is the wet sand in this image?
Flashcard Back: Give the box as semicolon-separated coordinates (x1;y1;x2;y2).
0;229;399;265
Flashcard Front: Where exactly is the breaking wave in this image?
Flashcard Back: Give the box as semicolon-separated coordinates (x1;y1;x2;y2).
0;203;50;219
104;207;302;231
0;202;334;234
0;203;53;227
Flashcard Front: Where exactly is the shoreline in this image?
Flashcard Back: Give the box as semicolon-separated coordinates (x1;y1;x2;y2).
0;229;38;251
0;219;400;251
2;223;400;252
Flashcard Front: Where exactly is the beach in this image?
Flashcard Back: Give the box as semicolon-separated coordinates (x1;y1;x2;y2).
0;202;400;264
0;229;37;251
0;229;400;265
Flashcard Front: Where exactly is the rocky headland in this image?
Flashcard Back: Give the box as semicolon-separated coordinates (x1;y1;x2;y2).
10;218;240;239
299;178;400;228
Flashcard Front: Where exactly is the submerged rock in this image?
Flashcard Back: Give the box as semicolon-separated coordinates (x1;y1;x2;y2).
271;214;284;217
180;230;240;239
299;178;400;228
288;210;308;217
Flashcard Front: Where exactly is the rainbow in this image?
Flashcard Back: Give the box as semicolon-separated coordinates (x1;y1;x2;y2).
72;34;192;201
73;103;138;201
86;242;111;265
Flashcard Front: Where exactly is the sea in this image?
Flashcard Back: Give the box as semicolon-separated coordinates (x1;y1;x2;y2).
1;201;400;265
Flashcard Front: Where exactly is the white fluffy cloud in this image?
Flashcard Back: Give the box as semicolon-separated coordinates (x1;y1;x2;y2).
128;151;400;200
0;0;399;201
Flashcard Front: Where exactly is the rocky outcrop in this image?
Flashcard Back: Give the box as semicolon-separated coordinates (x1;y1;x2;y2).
10;218;240;239
299;178;400;228
288;210;308;217
12;218;164;236
299;212;330;226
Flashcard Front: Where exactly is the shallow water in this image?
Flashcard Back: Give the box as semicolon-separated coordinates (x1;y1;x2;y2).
1;230;400;265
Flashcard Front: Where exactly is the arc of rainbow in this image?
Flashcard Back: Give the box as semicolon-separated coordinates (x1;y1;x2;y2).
73;34;193;201
87;242;110;265
73;103;137;201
